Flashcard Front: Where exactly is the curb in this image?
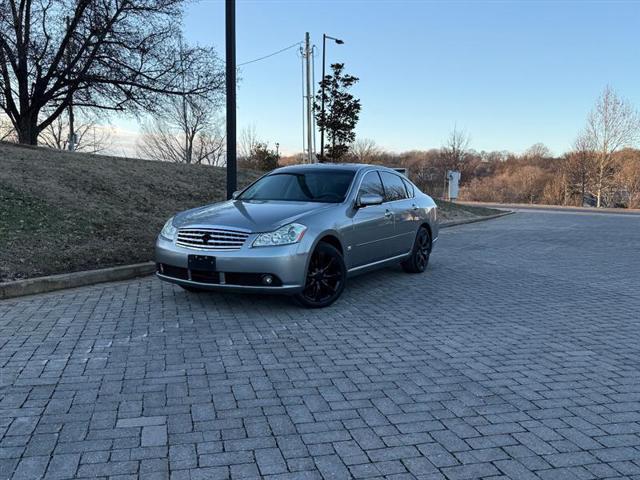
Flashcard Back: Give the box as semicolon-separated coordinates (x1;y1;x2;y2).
440;211;514;229
0;262;156;300
1;212;514;301
457;201;640;216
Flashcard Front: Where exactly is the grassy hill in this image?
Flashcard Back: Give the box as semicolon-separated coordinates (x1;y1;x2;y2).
0;142;499;281
0;143;260;281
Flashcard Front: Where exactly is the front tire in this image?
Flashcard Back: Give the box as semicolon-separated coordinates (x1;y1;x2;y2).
294;243;346;308
402;227;431;273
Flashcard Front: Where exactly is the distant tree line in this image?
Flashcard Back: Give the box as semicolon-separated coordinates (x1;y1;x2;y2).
460;87;640;208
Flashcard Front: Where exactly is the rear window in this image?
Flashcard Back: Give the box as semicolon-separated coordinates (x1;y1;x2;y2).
402;178;415;198
380;172;409;202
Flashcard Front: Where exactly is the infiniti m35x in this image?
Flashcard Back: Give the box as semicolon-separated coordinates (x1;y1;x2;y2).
156;164;438;308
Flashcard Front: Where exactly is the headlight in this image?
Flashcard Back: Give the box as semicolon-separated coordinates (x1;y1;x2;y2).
252;223;307;247
160;217;177;241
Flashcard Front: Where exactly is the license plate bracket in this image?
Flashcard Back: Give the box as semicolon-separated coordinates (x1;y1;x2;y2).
188;255;216;271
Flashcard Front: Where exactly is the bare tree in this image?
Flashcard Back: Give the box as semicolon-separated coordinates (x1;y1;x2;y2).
564;133;594;206
0;114;14;141
138;99;225;165
40;111;112;153
350;138;380;163
523;143;552;161
137;38;224;165
615;150;640;208
239;125;260;161
0;0;220;145
584;86;640;207
441;126;470;171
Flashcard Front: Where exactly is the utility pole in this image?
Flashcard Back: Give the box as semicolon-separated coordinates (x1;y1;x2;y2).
66;16;75;152
320;35;326;162
225;0;237;198
304;32;314;163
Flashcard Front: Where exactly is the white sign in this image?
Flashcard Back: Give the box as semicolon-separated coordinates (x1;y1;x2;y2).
447;170;461;200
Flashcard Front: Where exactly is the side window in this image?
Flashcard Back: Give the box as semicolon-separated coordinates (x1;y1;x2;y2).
358;171;384;198
402;178;415;198
380;172;408;202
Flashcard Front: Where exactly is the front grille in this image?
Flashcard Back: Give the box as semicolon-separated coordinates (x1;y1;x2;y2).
176;228;249;251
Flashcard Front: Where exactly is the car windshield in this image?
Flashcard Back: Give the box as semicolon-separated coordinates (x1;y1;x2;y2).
239;171;355;203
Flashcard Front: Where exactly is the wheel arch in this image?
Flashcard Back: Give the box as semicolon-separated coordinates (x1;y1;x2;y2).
315;233;344;255
420;222;433;243
303;231;345;274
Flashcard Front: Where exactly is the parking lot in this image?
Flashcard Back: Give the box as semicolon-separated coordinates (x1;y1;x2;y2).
2;210;640;480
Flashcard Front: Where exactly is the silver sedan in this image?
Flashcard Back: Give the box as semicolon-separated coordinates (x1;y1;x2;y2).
155;163;438;307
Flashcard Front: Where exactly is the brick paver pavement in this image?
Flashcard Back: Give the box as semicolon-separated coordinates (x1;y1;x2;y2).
2;211;640;479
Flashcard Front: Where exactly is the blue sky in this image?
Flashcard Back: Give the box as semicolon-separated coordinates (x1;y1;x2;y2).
126;0;640;156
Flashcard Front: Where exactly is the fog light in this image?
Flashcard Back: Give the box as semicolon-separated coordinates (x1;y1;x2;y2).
262;274;274;286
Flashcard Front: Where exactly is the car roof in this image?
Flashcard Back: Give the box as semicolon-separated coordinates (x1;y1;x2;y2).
273;163;398;175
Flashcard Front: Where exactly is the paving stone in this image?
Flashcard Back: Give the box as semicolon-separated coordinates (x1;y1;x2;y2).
314;454;351;479
230;462;261;479
440;462;501;479
255;447;288;475
12;456;49;480
169;444;197;470
543;451;598;468
44;453;80;479
141;425;167;447
116;416;166;428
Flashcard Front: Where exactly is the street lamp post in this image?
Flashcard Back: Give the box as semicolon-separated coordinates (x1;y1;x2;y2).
319;34;343;162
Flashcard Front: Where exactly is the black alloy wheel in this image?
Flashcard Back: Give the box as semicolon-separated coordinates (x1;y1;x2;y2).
402;227;431;273
295;242;346;308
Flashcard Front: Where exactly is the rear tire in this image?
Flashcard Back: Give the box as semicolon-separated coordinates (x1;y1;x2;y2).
294;243;346;308
401;227;431;273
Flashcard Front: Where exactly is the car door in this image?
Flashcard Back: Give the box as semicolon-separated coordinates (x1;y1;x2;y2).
348;171;396;267
379;171;415;255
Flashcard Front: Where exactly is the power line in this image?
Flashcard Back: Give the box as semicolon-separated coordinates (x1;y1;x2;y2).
238;41;302;67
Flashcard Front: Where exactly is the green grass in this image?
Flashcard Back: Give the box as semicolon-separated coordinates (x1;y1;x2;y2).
0;185;63;237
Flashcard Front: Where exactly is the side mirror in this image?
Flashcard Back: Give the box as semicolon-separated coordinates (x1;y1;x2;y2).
231;191;240;200
358;193;383;208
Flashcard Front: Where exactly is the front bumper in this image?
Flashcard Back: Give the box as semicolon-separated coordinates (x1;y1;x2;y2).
155;235;309;294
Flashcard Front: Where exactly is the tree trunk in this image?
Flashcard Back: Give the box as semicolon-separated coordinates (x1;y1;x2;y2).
16;113;40;145
596;162;604;208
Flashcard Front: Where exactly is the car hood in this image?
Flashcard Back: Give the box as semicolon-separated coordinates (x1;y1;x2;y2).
174;200;333;232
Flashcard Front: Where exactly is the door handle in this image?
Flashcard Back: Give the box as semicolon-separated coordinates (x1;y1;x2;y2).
384;209;393;218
